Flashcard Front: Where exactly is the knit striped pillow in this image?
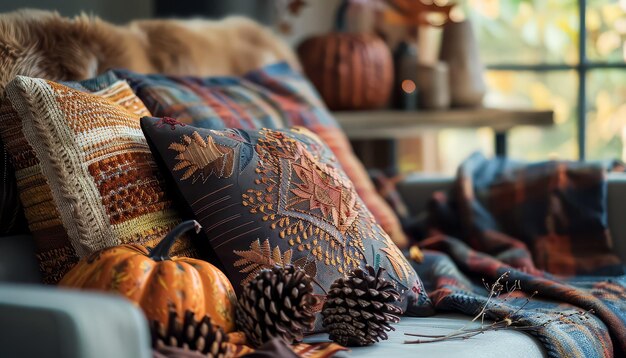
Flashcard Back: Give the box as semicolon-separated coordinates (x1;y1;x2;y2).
0;75;196;283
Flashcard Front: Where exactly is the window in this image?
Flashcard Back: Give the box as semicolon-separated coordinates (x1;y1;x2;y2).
424;0;626;173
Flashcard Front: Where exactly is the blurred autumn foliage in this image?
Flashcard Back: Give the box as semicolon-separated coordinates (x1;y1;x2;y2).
403;0;626;173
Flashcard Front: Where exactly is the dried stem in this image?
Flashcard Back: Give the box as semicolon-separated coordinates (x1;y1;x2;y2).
404;271;594;345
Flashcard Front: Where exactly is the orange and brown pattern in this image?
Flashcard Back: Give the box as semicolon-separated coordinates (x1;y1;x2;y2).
0;76;195;283
242;129;369;275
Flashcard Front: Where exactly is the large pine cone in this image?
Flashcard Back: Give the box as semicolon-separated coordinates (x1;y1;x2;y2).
322;266;402;346
150;309;232;358
236;264;319;347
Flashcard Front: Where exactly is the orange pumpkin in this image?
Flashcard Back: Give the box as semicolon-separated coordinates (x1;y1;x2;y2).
60;220;237;332
297;33;394;111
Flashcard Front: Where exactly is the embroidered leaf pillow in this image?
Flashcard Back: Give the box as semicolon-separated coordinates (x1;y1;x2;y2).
140;116;433;328
0;76;196;283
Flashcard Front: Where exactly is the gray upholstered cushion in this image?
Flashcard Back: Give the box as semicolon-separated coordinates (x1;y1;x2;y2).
306;314;546;358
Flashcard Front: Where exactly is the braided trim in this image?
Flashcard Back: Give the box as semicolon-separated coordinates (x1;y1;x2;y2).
6;77;115;256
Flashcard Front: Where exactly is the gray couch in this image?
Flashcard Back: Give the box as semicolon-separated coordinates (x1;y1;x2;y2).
3;174;625;358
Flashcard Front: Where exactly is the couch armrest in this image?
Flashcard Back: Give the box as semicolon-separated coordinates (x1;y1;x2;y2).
396;174;452;218
397;173;626;262
607;173;626;262
0;284;151;358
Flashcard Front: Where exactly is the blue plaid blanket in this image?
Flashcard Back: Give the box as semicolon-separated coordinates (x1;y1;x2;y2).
379;153;626;357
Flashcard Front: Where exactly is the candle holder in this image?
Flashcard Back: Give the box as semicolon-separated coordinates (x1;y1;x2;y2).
393;41;419;111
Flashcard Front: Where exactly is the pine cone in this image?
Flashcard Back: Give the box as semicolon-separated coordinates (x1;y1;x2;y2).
150;309;232;358
236;264;319;347
322;265;402;347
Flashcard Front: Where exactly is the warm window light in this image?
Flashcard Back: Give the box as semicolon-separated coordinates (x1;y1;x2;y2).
597;31;621;57
401;79;417;94
615;18;626;34
469;0;500;19
425;12;447;26
449;6;466;22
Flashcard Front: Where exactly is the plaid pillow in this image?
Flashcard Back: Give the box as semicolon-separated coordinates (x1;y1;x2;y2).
141;117;433;330
0;74;195;283
113;63;409;247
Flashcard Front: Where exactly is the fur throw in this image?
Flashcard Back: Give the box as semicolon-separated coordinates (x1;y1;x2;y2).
0;9;299;94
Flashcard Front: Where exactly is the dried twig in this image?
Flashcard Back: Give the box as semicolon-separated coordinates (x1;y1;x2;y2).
404;271;594;344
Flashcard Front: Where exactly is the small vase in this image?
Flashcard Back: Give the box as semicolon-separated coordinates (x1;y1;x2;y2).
416;62;450;110
439;20;486;107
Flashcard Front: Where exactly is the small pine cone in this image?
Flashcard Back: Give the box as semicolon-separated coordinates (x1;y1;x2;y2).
236;264;319;347
322;265;402;347
150;309;232;358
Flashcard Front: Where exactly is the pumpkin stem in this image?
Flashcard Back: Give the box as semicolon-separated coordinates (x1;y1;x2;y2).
149;220;202;261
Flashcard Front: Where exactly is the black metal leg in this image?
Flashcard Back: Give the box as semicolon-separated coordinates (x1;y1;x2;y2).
495;131;507;157
386;139;399;175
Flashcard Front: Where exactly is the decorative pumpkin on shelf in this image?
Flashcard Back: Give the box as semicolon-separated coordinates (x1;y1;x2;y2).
60;220;237;333
297;32;393;111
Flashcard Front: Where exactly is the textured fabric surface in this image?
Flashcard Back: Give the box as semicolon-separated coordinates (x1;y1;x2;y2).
427;153;623;276
113;63;408;247
0;75;194;283
416;245;626;358
141;117;433;330
402;153;626;357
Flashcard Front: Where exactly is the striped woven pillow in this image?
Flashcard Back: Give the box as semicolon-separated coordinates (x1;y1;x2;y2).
0;75;196;283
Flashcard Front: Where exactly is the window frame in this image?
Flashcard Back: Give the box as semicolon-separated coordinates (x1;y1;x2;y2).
484;0;626;160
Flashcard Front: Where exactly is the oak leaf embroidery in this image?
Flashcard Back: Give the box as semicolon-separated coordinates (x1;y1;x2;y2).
292;255;318;281
233;239;294;285
169;131;234;182
233;239;319;286
380;242;412;282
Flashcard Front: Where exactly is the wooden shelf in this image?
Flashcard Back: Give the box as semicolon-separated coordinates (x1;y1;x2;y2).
333;108;555;139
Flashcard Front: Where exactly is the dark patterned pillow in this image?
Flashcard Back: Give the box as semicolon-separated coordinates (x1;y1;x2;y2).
115;63;410;248
140;116;433;328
